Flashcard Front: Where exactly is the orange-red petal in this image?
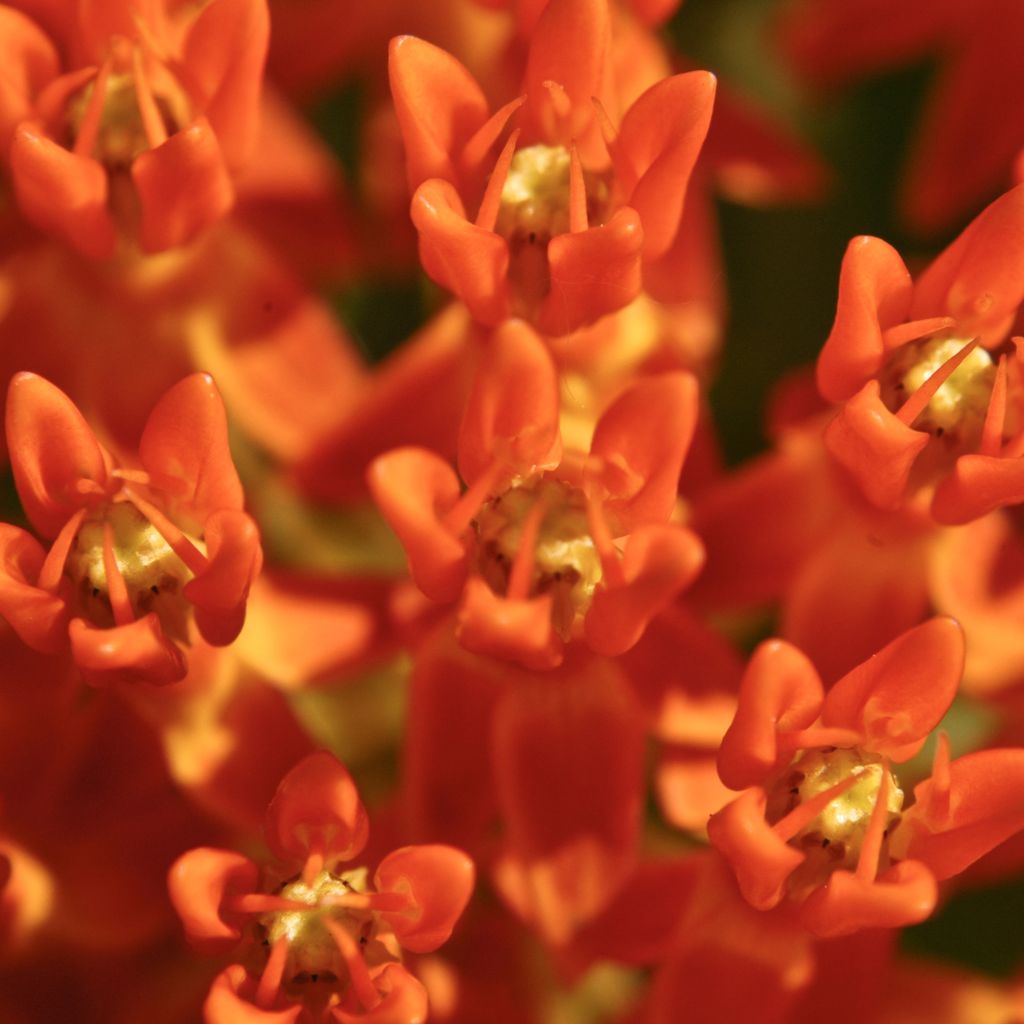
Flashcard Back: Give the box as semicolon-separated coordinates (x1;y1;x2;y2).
264;750;369;868
374;845;474;954
167;847;259;952
366;447;467;604
0;525;69;652
68;614;188;686
821;617;963;761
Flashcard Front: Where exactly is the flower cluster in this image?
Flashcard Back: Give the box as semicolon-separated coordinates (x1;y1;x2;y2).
2;0;1024;1022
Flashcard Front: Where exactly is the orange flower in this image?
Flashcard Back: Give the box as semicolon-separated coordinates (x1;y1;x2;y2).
0;372;262;686
817;184;1024;523
368;319;704;668
0;0;268;257
389;0;715;334
169;751;475;1024
709;619;1024;936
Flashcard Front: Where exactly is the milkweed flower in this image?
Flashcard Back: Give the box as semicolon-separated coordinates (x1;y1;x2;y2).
0;0;268;257
169;751;475;1024
708;618;1024;936
368;319;704;669
817;184;1024;523
389;0;715;335
0;372;262;686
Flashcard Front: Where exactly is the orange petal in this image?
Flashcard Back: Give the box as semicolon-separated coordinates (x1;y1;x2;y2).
139;373;244;519
903;748;1024;880
821;617;964;761
584;524;704;656
0;8;59;152
798;860;937;938
366;447;467;604
411;179;511;325
618;71;716;260
374;845;474;953
457;319;561;484
204;965;302;1024
822;380;930;510
538;208;644;335
523;0;609;143
132;119;235;253
264;751;369;868
9;123;116;259
6;372;109;538
589;371;698;530
456;576;562;670
185;509;262;645
911;185;1024;345
492;661;645;945
167;847;259;953
388;35;490;191
816;236;912;403
717;639;824;791
68;614;188;686
333;963;429;1024
706;788;805;911
182;0;269;168
0;525;69;653
932;452;1024;524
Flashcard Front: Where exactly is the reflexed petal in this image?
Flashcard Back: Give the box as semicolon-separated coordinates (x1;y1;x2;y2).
264;750;369;867
706;788;804;911
492;662;644;945
186;509;263;646
523;0;609;143
902;748;1024;879
205;965;302;1024
456;577;562;670
911;184;1024;344
822;617;964;761
618;71;716;260
6;372;109;538
822;380;929;510
374;844;475;953
584;524;704;656
132;120;235;253
9;124;116;259
411;180;511;325
457;319;561;484
932;453;1024;524
68;614;188;686
167;847;259;952
0;525;69;652
798;860;937;937
139;373;244;520
816;236;912;403
332;963;428;1024
718;639;824;791
589;371;698;530
0;8;59;152
366;447;467;604
388;35;489;191
183;0;270;167
539;210;645;336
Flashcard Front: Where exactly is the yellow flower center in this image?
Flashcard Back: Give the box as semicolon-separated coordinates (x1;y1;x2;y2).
473;477;603;639
769;747;904;900
65;501;196;640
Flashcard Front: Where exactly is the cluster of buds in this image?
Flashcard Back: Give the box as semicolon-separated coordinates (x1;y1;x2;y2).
1;0;1024;1022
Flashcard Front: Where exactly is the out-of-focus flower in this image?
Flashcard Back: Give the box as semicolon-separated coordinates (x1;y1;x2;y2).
0;0;268;257
169;751;474;1023
389;0;715;334
709;619;1024;936
817;184;1024;523
0;372;261;685
779;0;1024;234
368;319;703;668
